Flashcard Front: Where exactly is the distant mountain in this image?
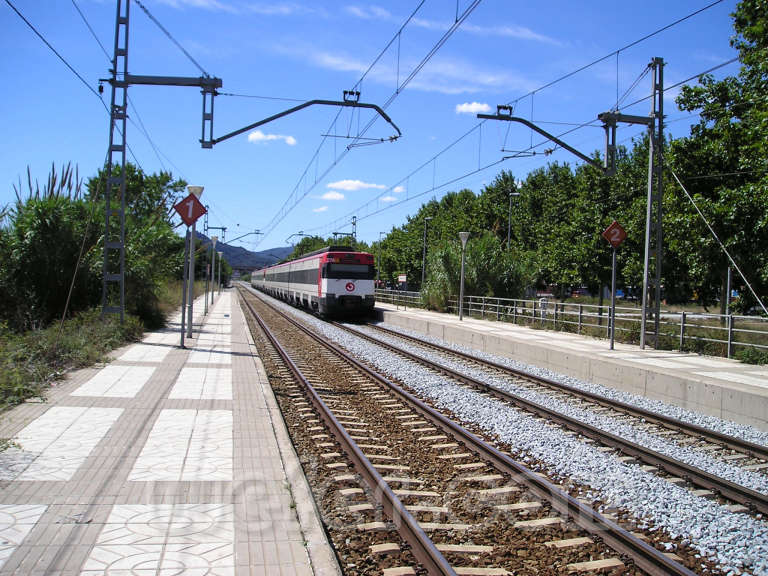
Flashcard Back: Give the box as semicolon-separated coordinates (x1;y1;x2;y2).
195;232;292;271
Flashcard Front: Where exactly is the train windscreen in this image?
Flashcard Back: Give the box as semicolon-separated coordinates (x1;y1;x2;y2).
323;263;375;280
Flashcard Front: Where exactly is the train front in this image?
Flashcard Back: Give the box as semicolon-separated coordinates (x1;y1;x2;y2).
319;251;376;316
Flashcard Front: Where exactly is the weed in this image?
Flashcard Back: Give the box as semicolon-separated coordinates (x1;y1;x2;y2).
0;309;143;409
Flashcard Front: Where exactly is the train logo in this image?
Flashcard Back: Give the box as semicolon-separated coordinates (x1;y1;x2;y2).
345;282;355;292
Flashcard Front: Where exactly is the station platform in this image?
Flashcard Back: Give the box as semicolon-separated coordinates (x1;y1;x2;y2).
0;290;339;575
374;302;768;432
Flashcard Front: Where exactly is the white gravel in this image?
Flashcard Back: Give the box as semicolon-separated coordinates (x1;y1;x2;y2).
256;291;768;575
353;324;768;495
377;322;768;449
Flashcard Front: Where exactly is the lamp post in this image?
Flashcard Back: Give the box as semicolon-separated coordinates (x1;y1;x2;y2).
458;232;469;320
421;217;433;289
186;185;203;338
377;232;385;285
217;251;223;294
507;191;520;249
209;235;218;308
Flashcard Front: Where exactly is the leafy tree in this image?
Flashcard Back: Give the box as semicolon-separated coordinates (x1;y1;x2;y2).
670;0;768;312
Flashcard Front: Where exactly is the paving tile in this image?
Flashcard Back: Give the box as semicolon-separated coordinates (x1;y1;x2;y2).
0;505;48;570
169;367;232;400
129;410;232;482
0;408;123;481
70;365;156;398
117;343;172;363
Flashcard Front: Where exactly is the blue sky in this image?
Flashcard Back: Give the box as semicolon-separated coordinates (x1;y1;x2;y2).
1;0;741;250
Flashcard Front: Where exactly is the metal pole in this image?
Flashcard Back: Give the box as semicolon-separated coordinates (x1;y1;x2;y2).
377;233;384;284
640;60;659;349
458;232;469;321
610;247;617;350
186;220;196;338
185;186;203;338
421;217;432;288
725;266;732;316
218;252;223;294
507;192;512;248
204;243;210;316
679;311;686;351
459;248;466;321
180;228;189;348
210;245;216;307
653;58;664;347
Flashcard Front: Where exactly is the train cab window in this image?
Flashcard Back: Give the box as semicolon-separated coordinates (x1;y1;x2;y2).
323;263;375;280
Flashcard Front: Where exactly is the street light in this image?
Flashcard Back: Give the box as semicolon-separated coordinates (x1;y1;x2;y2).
507;191;520;249
186;185;203;339
217;251;223;294
421;217;433;289
377;232;385;285
458;232;469;321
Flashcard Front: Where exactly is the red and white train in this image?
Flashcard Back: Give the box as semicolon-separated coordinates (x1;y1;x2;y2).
252;246;376;316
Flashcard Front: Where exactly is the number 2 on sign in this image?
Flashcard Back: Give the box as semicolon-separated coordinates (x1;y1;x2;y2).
610;228;622;242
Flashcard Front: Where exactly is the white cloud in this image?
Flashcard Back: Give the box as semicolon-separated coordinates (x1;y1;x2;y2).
455;102;490;115
312;206;328;213
393;185;405;194
345;5;390;19
274;36;537;95
380;195;397;203
321;191;345;200
311;52;367;74
248;130;297;146
156;0;236;12
248;3;316;15
409;17;560;45
327;179;386;191
461;23;561;45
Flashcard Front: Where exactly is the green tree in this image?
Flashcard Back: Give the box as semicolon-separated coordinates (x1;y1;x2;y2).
670;0;768;311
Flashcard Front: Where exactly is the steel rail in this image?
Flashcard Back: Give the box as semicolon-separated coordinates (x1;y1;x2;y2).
343;323;768;516
368;323;768;461
241;290;696;576
237;290;457;576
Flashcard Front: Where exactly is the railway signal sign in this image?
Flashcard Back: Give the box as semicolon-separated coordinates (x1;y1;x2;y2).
602;220;627;351
602;220;627;248
173;193;207;227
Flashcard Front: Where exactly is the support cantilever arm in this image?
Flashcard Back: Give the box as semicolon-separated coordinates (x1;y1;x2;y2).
209;100;402;147
477;113;604;172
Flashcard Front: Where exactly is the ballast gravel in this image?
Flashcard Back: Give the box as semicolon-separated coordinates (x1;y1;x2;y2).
353;324;768;495
378;322;768;448
262;294;768;575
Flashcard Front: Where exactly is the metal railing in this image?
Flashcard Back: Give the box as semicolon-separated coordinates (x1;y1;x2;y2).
374;289;422;310
374;289;768;358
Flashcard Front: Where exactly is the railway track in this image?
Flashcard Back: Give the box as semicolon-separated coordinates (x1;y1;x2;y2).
336;322;768;517
366;324;768;464
238;286;699;575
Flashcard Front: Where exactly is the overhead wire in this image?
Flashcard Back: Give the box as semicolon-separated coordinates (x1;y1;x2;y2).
619;56;740;111
71;0;189;178
309;1;733;235
7;0;148;174
671;170;768;316
255;0;473;245
133;0;210;77
314;61;743;236
5;0;105;104
219;92;307;102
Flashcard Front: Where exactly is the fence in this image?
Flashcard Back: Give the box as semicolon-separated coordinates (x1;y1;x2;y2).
374;289;768;358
